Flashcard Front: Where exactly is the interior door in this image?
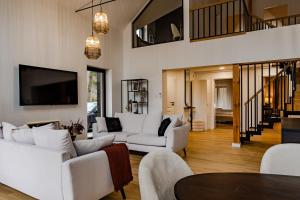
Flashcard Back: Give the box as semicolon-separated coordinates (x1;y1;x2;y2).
192;80;208;130
167;77;176;115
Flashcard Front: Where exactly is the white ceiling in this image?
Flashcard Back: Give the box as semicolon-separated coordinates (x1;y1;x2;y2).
61;0;148;29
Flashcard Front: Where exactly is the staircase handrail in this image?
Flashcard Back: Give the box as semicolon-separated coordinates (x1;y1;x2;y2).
244;69;284;105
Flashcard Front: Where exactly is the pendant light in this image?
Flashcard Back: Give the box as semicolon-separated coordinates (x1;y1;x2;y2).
84;0;101;59
93;0;109;34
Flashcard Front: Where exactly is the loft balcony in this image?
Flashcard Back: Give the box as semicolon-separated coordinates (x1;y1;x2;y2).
190;0;300;41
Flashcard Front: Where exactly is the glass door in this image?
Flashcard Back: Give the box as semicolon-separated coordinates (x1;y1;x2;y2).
87;67;106;132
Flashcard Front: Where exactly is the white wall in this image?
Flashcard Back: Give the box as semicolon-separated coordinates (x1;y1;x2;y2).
0;0;122;127
122;0;300;114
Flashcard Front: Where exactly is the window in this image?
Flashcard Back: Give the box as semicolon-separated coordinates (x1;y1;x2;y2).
132;0;184;48
87;67;106;131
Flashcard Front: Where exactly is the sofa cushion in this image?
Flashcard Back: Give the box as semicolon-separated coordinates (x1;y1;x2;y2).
105;117;122;132
11;129;35;145
142;112;162;135
115;113;145;134
1;122;29;141
73;135;115;156
33;129;77;158
127;134;166;147
32;123;56;130
93;132;136;143
95;117;108;132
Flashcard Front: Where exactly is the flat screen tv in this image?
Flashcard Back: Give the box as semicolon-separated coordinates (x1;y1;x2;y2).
19;65;78;106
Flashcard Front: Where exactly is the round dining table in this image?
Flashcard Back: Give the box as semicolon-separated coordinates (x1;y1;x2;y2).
174;173;300;200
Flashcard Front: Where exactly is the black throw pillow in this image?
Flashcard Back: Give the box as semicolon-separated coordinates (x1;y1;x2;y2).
158;118;171;137
105;117;122;132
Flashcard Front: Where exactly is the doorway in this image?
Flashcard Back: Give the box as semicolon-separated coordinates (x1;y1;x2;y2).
87;67;106;131
214;79;233;128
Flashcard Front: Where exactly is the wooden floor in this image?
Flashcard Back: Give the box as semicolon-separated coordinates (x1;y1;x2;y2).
0;125;281;200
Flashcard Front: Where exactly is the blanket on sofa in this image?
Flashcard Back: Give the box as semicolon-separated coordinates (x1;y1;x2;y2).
101;143;133;191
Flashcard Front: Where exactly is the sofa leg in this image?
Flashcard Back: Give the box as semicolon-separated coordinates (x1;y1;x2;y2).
183;148;187;157
120;188;126;199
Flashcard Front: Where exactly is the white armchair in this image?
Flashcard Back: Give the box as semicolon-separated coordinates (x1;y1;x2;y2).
139;150;193;200
260;143;300;176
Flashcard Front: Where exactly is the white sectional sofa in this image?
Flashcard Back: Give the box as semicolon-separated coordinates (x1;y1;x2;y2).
0;139;114;200
93;113;190;154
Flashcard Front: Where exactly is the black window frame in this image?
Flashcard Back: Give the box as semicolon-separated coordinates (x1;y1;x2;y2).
132;0;184;48
87;66;107;131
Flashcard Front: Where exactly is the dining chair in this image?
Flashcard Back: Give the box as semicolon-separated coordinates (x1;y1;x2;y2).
260;143;300;176
139;150;193;200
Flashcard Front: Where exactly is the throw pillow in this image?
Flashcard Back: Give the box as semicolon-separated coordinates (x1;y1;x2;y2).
33;123;56;130
105;117;122;132
2;122;29;141
11;129;34;145
73;135;115;156
0;124;3;139
33;129;77;158
96;117;108;132
164;118;183;138
158;118;171;137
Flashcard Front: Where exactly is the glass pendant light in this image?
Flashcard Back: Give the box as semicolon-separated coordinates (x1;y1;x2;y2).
93;0;109;34
84;0;101;59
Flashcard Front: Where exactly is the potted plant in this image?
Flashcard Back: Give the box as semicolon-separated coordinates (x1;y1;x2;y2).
62;119;85;141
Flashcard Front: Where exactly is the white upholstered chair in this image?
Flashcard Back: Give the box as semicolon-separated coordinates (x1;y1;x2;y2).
260;143;300;176
139;150;193;200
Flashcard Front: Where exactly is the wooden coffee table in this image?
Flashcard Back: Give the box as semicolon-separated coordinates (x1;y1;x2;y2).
175;173;300;200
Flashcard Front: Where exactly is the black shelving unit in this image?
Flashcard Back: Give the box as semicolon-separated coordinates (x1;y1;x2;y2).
121;79;149;114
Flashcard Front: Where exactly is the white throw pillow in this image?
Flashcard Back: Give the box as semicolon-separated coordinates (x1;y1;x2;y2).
96;117;108;132
164;117;183;138
33;123;56;130
73;135;115;156
33;129;77;158
1;122;29;141
142;112;162;135
11;129;34;145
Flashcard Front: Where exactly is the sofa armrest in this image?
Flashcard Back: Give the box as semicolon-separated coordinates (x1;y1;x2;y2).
0;140;69;200
62;151;114;200
166;124;190;152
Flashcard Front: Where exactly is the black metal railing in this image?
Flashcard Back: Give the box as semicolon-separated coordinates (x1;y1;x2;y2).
265;14;300;28
190;0;300;40
240;60;299;142
190;0;247;40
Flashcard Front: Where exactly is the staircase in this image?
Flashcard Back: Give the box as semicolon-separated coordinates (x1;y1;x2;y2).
240;60;300;143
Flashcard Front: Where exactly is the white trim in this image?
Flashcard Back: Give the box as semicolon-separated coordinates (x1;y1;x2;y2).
232;143;241;148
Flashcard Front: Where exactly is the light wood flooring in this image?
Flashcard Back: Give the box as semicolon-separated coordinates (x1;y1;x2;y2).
0;125;281;200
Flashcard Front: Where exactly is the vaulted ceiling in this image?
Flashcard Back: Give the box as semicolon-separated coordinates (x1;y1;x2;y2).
61;0;148;29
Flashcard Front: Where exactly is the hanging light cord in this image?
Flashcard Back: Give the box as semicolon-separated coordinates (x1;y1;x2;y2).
100;0;103;12
91;0;94;35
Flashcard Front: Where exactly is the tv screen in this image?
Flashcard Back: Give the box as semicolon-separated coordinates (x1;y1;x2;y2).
19;65;78;106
